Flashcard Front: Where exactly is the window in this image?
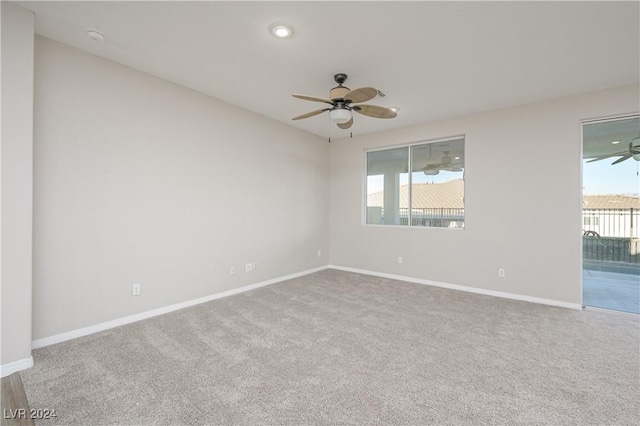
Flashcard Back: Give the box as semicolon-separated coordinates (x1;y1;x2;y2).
366;137;464;228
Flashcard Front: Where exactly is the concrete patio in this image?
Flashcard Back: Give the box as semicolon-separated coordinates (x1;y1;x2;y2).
583;268;640;314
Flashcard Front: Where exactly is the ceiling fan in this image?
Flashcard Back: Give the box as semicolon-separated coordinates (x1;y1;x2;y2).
422;151;464;175
292;73;397;130
587;137;640;165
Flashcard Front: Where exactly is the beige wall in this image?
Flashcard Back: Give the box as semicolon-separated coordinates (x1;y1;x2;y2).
329;85;639;304
1;3;35;369
7;26;640;358
32;37;329;340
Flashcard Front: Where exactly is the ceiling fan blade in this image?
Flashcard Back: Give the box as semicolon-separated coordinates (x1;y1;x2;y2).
337;117;353;129
611;153;632;165
292;108;330;120
353;104;397;119
585;151;627;163
292;94;334;105
344;87;378;104
443;166;464;172
422;163;442;170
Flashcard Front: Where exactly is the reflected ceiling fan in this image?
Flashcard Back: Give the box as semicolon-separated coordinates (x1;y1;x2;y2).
587;137;640;165
292;73;397;130
422;151;464;175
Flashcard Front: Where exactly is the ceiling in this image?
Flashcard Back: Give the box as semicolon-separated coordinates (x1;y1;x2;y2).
583;116;640;161
19;1;640;140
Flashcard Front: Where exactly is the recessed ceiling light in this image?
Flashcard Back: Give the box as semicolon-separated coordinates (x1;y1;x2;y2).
611;140;620;144
389;107;399;112
86;29;105;42
270;23;293;38
454;156;461;160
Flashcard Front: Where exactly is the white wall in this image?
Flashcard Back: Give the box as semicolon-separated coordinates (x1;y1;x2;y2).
329;85;639;305
1;3;35;371
32;37;329;340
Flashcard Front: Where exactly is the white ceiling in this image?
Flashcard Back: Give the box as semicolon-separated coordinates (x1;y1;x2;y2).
18;1;640;140
583;116;640;160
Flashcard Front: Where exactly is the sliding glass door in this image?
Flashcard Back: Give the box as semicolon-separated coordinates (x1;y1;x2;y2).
582;115;640;314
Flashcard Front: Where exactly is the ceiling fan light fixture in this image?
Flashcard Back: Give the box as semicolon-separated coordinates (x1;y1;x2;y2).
270;23;293;38
330;108;352;124
423;169;439;176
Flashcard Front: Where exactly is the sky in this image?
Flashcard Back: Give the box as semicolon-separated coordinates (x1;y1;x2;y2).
583;157;639;196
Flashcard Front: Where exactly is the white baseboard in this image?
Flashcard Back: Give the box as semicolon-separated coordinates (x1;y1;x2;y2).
583;306;637;316
31;264;582;351
1;356;34;377
328;265;583;310
32;265;330;350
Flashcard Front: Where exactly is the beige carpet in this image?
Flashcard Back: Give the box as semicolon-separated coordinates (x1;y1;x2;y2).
21;269;640;425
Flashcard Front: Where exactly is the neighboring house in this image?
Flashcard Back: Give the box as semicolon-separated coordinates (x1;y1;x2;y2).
367;179;464;227
367;180;639;237
583;194;640;238
368;179;464;209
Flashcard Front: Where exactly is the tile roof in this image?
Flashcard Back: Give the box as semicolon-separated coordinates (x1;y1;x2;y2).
583;195;640;209
368;179;464;209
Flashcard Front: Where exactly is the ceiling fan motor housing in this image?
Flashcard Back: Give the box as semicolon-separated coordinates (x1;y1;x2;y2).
632;137;640;161
330;73;350;100
330;86;350;100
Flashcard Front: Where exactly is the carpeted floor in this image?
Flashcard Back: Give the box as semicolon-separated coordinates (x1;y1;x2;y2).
21;269;640;425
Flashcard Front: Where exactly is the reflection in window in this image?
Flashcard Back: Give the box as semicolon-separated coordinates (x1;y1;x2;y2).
366;137;464;228
366;147;409;225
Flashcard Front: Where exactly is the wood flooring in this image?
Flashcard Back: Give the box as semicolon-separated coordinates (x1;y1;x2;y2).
1;373;34;426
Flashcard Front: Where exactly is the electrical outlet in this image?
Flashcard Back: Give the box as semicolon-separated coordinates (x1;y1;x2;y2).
245;263;253;272
253;263;258;271
132;283;141;296
230;266;235;275
498;268;506;278
397;256;403;264
317;250;322;257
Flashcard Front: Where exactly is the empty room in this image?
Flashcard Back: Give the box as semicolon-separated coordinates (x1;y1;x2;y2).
2;1;639;425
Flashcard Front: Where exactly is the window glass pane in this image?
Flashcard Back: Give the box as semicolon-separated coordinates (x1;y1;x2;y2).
410;138;465;228
582;116;639;313
366;147;409;225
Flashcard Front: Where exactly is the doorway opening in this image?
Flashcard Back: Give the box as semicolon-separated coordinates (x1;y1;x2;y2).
582;115;640;314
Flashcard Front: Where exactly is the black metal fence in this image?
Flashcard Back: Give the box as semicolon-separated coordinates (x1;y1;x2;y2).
582;208;638;265
372;207;637;237
583;236;639;264
398;208;465;228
